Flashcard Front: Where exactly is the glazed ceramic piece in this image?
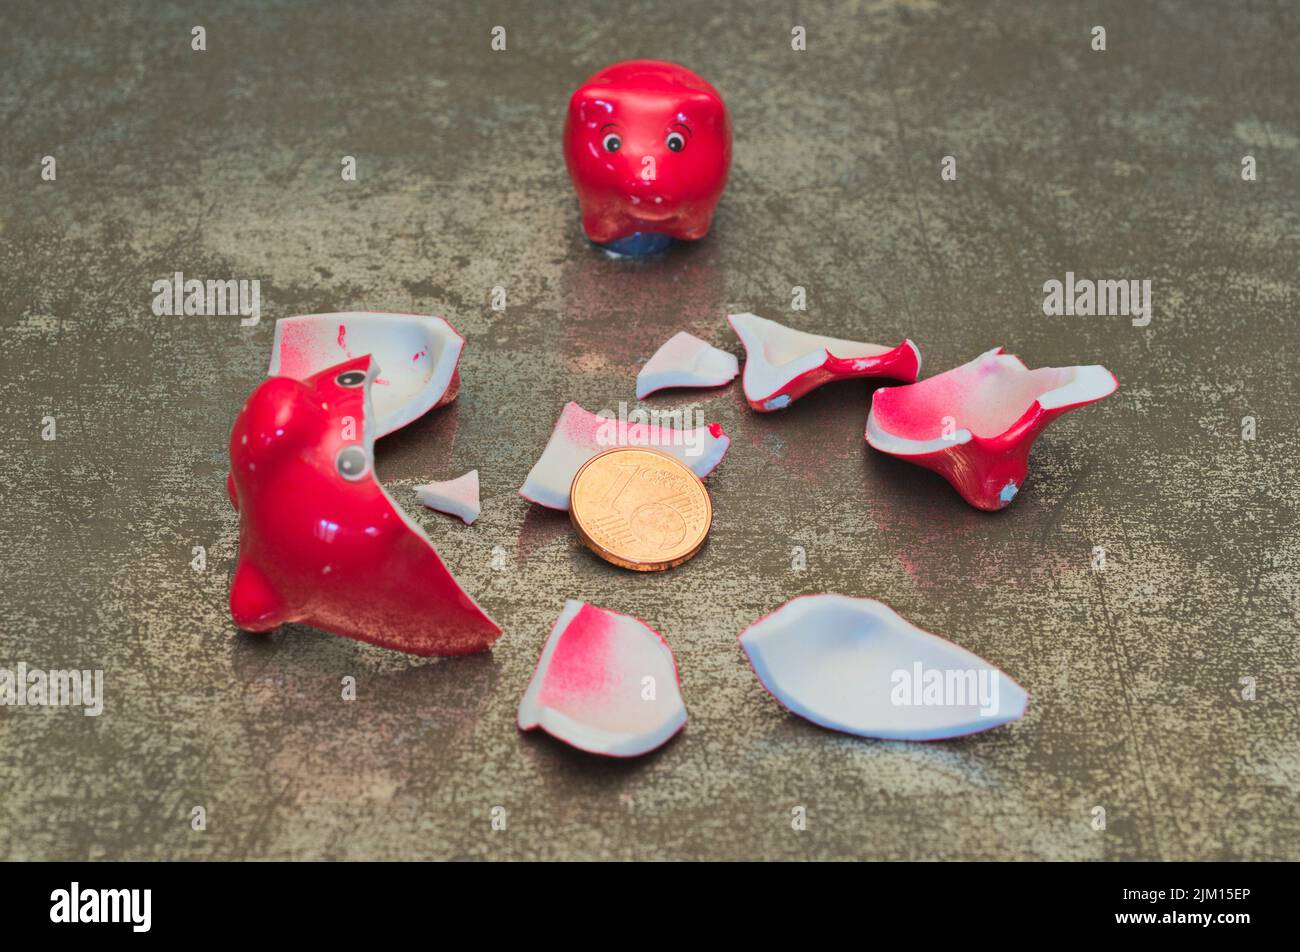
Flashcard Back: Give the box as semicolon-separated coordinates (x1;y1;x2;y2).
518;401;730;510
740;595;1027;741
728;312;920;412
268;312;464;437
865;347;1118;511
227;355;500;656
565;60;731;255
636;331;739;399
518;600;687;757
414;470;480;525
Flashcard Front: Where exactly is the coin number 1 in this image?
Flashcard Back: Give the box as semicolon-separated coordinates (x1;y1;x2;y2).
600;463;641;509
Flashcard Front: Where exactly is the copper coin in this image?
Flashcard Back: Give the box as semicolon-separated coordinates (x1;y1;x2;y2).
569;447;713;571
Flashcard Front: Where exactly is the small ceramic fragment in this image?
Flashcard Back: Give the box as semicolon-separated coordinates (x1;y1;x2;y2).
729;312;920;411
415;470;480;525
518;600;687;757
227;356;500;656
739;595;1027;740
268;312;465;437
865;347;1118;510
636;331;739;399
518;401;730;510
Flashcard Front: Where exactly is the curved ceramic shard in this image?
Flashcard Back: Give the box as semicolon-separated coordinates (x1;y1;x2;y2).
740;594;1027;740
227;355;500;656
518;401;730;510
518;600;687;757
865;347;1118;510
728;312;919;412
415;470;480;525
636;331;739;399
268;312;465;437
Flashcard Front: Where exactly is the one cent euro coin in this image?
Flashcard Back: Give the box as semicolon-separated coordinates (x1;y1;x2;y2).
569;447;713;571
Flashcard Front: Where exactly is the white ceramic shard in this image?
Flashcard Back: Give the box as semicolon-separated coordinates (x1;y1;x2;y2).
739;594;1027;740
636;331;739;399
728;312;920;411
414;470;480;524
865;347;1118;510
518;600;687;757
518;401;730;510
269;312;465;437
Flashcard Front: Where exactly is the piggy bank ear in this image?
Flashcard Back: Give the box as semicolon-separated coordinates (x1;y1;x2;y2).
680;90;728;127
568;86;618;126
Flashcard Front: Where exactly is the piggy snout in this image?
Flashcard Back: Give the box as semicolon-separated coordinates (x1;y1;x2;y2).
601;149;685;209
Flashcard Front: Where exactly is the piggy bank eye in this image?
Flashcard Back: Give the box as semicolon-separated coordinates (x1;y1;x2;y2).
335;445;369;481
601;133;622;153
335;370;366;388
665;132;686;153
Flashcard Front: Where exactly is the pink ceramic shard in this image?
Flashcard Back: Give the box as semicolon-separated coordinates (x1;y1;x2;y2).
865;347;1118;511
728;311;919;411
518;600;687;756
414;470;480;525
269;312;465;437
518;401;730;510
636;331;739;399
740;595;1027;741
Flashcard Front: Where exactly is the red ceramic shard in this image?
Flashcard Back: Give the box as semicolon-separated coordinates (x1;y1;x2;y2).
227;355;500;655
565;60;731;247
518;601;687;757
865;347;1118;511
518;401;730;510
729;312;920;411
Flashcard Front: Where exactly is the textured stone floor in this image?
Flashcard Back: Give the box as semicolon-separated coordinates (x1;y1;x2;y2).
1;0;1296;860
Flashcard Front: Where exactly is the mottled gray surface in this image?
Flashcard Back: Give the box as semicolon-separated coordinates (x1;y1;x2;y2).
1;0;1297;860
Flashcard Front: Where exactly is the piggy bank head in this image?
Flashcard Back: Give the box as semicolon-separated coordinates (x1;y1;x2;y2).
565;60;731;249
229;363;359;479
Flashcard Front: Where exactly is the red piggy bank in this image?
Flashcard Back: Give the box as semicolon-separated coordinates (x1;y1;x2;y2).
564;60;732;254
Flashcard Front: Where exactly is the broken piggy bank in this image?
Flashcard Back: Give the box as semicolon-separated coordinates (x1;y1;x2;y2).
564;60;732;255
226;355;500;656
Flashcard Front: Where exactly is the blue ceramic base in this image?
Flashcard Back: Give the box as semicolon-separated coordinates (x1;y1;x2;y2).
598;232;674;256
